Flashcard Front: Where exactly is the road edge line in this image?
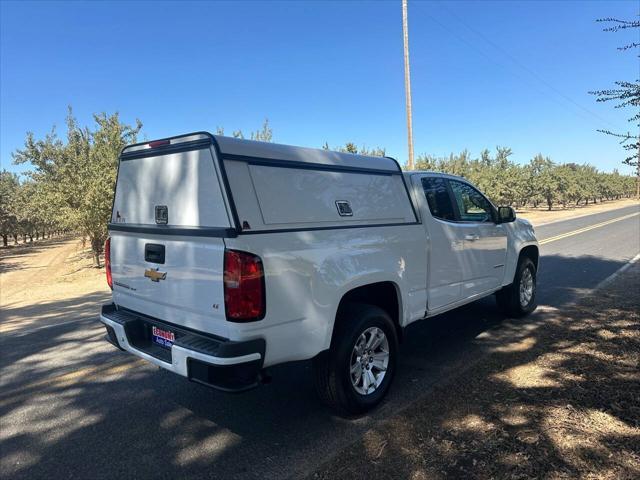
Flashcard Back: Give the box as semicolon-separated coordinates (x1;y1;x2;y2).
592;252;640;292
538;211;639;245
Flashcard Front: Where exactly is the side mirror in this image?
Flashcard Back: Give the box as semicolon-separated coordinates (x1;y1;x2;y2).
498;206;516;223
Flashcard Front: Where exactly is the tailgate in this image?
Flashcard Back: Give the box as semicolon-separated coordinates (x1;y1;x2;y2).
110;233;228;337
108;133;235;338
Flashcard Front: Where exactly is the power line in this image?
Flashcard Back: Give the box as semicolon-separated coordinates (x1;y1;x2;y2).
424;12;593;124
436;1;624;131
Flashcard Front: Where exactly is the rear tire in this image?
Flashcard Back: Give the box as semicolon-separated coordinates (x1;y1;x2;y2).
313;303;398;416
496;256;537;317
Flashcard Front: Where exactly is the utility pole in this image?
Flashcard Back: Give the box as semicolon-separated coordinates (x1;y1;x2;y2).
402;0;415;170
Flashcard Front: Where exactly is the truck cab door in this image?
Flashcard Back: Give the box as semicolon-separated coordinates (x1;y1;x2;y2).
448;179;508;298
413;175;464;311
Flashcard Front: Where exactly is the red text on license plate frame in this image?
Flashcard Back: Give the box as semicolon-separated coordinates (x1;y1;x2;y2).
152;325;175;349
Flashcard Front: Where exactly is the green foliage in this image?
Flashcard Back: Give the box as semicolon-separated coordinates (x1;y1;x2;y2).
413;148;636;209
322;142;387;157
0;171;20;245
6;114;275;262
216;119;273;142
12;108;142;265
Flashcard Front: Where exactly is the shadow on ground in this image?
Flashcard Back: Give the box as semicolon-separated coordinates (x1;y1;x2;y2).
0;291;111;368
0;237;74;275
0;254;636;480
313;263;640;479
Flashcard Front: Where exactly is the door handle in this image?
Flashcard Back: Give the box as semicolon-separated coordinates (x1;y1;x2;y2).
464;234;480;241
145;243;165;264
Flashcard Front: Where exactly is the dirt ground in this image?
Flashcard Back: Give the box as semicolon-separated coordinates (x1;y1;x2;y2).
310;263;640;480
516;198;639;226
0;236;108;334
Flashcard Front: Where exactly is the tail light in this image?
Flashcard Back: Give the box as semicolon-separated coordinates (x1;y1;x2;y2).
105;237;113;290
224;250;265;322
148;139;170;148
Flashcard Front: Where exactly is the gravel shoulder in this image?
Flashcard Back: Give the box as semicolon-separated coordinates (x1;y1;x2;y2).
310;262;640;480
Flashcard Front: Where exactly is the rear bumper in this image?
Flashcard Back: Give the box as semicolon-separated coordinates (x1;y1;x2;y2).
99;304;265;392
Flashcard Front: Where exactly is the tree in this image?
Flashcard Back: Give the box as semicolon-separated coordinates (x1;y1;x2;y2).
215;119;273;142
0;171;19;247
323;142;387;157
413;153;438;171
413;147;636;207
250;119;273;142
343;142;358;154
590;17;640;197
81;112;142;265
13;108;142;266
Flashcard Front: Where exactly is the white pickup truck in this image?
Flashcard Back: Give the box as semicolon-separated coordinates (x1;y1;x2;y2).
100;132;538;414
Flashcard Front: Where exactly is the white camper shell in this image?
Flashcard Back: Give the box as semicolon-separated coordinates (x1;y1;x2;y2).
100;132;539;413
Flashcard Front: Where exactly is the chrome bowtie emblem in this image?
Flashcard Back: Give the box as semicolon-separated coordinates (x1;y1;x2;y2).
144;268;167;282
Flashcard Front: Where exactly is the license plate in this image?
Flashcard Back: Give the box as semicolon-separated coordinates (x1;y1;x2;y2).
151;325;175;349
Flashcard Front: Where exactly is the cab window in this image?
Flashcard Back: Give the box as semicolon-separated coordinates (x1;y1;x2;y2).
449;180;494;222
421;177;456;221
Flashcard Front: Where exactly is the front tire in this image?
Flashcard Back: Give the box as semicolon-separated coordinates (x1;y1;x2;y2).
313;304;398;415
496;256;537;317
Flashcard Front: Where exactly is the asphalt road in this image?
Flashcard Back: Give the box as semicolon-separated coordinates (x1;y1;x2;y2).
1;204;639;480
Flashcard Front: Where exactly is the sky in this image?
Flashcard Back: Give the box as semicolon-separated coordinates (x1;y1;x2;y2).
1;0;638;175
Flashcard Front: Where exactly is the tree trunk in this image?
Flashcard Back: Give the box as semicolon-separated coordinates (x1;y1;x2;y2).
13;234;18;245
29;234;33;243
91;237;103;268
2;235;7;247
